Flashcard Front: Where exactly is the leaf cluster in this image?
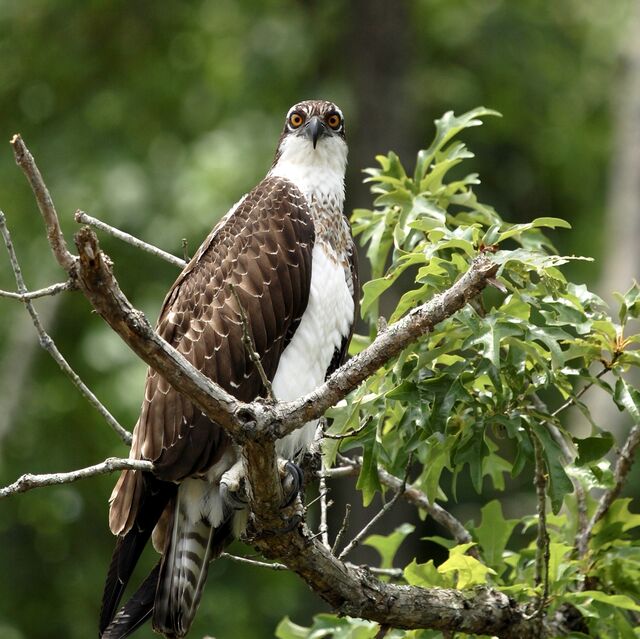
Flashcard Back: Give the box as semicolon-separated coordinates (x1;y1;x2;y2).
313;108;640;638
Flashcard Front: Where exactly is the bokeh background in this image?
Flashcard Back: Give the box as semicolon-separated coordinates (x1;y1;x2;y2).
0;1;638;637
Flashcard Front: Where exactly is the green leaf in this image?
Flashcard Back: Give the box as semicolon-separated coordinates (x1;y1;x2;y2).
276;617;311;639
574;433;615;466
356;431;382;507
614;377;640;425
403;558;449;588
437;543;496;588
565;591;640;612
530;423;574;514
496;217;571;243
363;524;415;570
473;500;518;568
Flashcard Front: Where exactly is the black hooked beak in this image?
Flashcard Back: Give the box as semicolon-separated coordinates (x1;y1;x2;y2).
304;116;327;149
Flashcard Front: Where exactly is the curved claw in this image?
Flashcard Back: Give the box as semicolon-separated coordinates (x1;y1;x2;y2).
220;480;248;511
281;461;304;508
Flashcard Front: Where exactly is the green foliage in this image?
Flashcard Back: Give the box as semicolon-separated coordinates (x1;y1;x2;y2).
318;108;640;638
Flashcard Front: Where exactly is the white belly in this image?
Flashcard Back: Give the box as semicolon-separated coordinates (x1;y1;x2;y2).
272;243;354;459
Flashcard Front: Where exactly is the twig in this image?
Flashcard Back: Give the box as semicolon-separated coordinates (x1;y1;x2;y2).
331;503;352;555
530;432;550;624
0;280;74;300
0;212;131;445
324;457;475;552
319;457;330;548
577;422;640;557
0;457;152;498
323;416;373;440
182;238;189;262
229;284;275;401
11;134;77;272
271;254;498;438
220;553;288;571
550;365;611;419
338;458;411;560
75;210;186;269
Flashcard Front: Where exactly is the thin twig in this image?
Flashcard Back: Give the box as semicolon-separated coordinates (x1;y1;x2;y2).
74;210;186;269
319;457;330;548
0;457;152;498
0;212;131;445
0;280;74;300
10;134;77;272
338;458;412;560
182;238;189;262
578;423;640;558
323;416;373;440
531;394;590;553
331;503;352;555
530;432;550;624
221;553;288;571
229;284;275;401
550;365;611;419
324;456;475;552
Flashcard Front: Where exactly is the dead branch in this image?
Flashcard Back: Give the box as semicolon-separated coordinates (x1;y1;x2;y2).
0;280;73;300
75;210;186;269
11;134;77;272
0;457;153;498
577;422;640;556
0;212;131;445
324;457;475;551
338;458;411;560
3;134;571;638
530;432;550;623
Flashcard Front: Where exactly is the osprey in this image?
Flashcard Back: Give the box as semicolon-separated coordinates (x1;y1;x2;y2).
100;100;358;639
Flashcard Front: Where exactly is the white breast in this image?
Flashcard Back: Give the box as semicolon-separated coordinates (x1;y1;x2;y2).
272;243;355;459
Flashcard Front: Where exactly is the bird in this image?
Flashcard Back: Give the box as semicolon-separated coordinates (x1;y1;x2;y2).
99;99;358;639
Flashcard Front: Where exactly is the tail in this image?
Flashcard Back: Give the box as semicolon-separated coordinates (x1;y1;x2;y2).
152;484;234;638
101;563;160;639
100;473;176;637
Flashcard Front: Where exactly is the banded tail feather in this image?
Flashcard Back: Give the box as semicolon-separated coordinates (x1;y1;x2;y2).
152;507;233;637
100;473;176;636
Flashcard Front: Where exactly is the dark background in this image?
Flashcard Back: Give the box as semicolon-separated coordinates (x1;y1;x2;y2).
0;1;637;638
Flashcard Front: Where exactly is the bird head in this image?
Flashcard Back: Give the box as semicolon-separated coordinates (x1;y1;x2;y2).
270;100;347;175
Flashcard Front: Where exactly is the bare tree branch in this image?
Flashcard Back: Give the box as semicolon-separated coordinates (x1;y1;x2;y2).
0;457;153;498
332;503;352;555
220;553;288;571
75;210;187;269
5;135;566;638
338;459;411;560
0;212;131;445
269;254;498;438
0;280;73;300
577;422;640;556
11;134;77;272
530;432;550;622
319;457;330;548
73;226;243;435
325;457;475;551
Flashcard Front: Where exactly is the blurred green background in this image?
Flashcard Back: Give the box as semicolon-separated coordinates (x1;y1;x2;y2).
0;1;637;638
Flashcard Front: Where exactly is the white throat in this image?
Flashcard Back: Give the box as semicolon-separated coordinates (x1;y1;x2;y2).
269;135;347;206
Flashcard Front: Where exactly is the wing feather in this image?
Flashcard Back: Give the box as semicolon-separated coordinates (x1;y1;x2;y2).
109;176;315;535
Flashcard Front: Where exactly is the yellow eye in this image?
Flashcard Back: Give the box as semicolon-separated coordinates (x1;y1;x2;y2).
327;113;341;129
289;112;304;128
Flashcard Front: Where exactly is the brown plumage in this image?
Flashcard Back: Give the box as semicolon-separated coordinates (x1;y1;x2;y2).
100;100;357;639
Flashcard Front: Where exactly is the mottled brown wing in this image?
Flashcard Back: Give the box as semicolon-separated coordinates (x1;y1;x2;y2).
109;176;314;534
